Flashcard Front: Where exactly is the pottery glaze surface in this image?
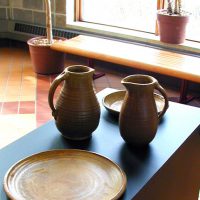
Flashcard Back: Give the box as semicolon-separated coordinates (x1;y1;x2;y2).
4;150;126;200
119;74;169;146
48;65;100;140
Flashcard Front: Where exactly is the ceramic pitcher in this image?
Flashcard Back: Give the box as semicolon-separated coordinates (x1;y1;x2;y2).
119;74;169;146
48;65;100;140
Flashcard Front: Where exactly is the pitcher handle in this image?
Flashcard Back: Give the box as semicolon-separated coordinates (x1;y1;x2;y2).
48;70;68;119
155;82;169;119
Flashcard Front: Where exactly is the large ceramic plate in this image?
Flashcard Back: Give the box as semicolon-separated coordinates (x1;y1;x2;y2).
4;149;126;200
103;90;165;116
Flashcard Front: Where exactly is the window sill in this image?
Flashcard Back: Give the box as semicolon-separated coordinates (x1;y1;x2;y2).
66;21;200;56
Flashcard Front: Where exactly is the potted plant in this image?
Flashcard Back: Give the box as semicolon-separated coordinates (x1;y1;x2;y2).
27;0;65;74
157;0;190;44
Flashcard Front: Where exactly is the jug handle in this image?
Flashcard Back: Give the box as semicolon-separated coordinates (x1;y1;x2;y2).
155;83;169;119
48;70;68;119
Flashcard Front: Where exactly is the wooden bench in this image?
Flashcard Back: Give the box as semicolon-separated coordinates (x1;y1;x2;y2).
51;35;200;103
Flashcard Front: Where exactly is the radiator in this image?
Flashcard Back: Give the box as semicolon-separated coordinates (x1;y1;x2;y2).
14;23;79;39
1;21;79;41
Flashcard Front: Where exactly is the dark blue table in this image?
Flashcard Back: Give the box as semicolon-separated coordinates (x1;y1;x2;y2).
1;88;200;200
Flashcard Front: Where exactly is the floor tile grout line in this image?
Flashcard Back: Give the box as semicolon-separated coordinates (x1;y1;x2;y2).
17;51;25;115
18;56;37;117
36;74;52;127
0;51;15;114
105;73;112;88
33;72;37;127
35;74;39;126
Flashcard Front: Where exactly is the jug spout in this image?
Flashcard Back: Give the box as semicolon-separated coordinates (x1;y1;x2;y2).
121;74;157;91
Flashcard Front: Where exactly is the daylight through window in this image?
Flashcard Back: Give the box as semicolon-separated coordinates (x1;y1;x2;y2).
74;0;200;42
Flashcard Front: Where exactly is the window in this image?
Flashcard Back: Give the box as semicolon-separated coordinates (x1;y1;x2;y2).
182;1;200;42
80;0;157;34
67;0;200;43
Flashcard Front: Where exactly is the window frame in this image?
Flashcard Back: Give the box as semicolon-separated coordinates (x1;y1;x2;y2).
66;0;200;55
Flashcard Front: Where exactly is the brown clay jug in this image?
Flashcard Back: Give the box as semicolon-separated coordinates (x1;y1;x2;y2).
119;74;169;146
48;65;100;140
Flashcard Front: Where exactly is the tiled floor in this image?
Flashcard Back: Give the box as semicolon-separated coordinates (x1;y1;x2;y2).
0;46;200;149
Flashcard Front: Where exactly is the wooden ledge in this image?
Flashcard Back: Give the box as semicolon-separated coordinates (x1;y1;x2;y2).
51;35;200;84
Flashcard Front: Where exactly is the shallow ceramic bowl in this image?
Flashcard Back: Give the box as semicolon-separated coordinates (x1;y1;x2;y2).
4;149;127;200
102;90;165;116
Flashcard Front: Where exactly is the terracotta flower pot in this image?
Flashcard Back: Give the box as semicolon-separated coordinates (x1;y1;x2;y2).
27;36;66;75
157;10;190;44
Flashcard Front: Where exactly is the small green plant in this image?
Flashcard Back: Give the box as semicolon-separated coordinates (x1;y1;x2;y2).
167;0;183;15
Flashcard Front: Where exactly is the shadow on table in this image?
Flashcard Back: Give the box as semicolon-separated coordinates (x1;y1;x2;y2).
119;143;152;178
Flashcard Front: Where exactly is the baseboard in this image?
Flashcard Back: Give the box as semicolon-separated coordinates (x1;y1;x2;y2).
0;20;79;42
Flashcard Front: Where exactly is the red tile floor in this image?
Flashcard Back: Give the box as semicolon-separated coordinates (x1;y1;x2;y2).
0;46;200;148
